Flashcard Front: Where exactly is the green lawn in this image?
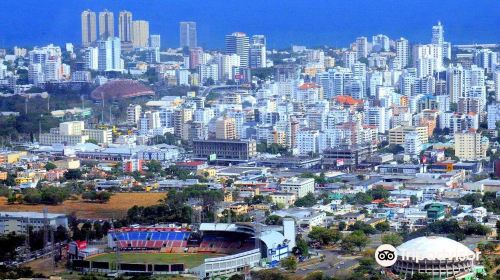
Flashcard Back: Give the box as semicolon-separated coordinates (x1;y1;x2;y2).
87;253;223;268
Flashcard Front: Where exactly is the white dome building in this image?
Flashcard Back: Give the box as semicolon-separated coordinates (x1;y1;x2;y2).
393;236;479;279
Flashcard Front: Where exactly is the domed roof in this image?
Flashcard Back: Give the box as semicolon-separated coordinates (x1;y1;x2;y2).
397;236;475;261
90;79;154;100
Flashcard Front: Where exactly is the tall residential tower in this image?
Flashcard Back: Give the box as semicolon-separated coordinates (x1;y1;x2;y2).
180;21;197;49
81;10;97;47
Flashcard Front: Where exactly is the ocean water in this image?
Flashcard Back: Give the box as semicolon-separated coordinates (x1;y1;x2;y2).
0;0;498;49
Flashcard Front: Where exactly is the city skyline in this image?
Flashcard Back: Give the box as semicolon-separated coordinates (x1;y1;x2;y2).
0;0;498;49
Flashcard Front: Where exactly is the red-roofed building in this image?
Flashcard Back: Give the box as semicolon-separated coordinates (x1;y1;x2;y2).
295;82;323;103
175;160;208;172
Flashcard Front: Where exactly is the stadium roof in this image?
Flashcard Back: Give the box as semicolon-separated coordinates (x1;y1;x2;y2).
397;236;475;261
90;79;154;100
259;231;285;248
199;223;241;232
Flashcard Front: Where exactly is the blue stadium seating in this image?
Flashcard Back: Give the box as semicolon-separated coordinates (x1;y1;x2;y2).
110;229;192;249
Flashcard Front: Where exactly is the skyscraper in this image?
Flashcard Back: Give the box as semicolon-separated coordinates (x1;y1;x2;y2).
118;10;133;43
179;21;197;49
225;32;250;68
252;35;266;45
395;38;409;69
81;10;97;47
97;37;122;72
132;20;150;48
99;10;114;39
250;35;267;69
355;37;368;59
150;34;161;49
432;21;444;46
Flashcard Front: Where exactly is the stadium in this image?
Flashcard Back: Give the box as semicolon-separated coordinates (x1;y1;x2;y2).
90;79;155;100
71;219;295;278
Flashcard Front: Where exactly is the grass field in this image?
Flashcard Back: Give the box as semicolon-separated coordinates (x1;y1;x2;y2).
0;192;166;219
87;253;224;268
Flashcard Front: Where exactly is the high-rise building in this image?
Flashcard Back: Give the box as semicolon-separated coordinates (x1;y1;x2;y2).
150;34;161;49
431;21;445;69
252;35;266;45
179;21;197;48
494;71;500;102
225;32;250;68
118;10;133;43
372;34;390;52
215;117;236;140
432;21;444;46
249;43;266;69
454;130;489;161
99;10;114;39
395;38;409;69
127;104;142;125
97;37;122;72
189;47;203;69
132;20;149;48
81;10;97;47
355;37;368;59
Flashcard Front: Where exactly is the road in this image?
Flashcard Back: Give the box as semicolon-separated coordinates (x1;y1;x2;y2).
200;84;251;97
295;248;359;277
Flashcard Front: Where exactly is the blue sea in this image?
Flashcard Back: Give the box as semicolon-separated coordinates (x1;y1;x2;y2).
0;0;498;49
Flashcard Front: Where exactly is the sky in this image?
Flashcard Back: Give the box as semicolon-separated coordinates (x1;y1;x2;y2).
0;0;498;49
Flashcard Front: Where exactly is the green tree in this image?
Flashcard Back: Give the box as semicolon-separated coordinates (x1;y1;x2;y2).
45;162;57;171
264;214;283;225
381;233;403;246
410;273;432;280
341;230;368;252
280;256;297;271
85;139;98;144
0;232;25;261
338;221;347;231
367;186;390;200
375;221;391;232
64;169;82;180
294;192;317;207
294;237;309;256
145;160;162;173
348;221;376;235
308;226;342;245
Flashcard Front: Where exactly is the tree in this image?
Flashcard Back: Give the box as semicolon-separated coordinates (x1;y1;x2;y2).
294;192;317;207
381;233;403;246
64;169;82;180
375;221;391;232
410;195;418;205
308;226;342;245
410;273;432;280
348;221;376;235
0;232;25;261
338;221;347;231
145;160;162;173
280;256;297;271
265;215;283;225
85;139;98;144
45;162;57;171
367;186;390;200
251;270;290;280
342;230;368;252
294;237;309;256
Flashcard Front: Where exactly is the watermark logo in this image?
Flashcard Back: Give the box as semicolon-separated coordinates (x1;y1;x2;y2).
375;244;397;267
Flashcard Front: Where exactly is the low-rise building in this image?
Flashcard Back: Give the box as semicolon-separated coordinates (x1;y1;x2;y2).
0;212;68;234
280;177;315;198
